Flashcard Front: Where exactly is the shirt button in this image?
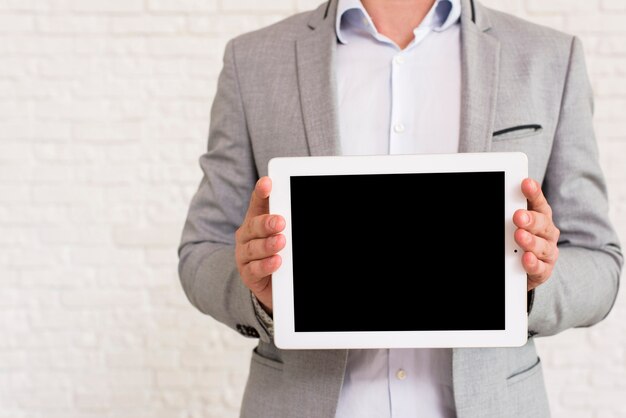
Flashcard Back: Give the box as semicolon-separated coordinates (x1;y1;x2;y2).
393;123;405;133
396;369;407;380
394;55;405;65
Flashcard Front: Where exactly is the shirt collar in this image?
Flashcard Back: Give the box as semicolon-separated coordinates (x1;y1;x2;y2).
336;0;461;45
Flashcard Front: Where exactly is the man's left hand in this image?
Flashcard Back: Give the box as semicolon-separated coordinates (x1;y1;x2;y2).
513;178;560;291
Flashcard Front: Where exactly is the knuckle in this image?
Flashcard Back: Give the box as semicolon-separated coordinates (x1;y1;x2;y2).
241;264;252;284
245;240;255;259
234;246;243;264
530;265;546;280
246;218;255;235
550;247;559;263
235;227;243;242
261;256;273;272
535;275;548;285
258;258;273;275
247;261;261;279
254;215;269;236
544;205;553;218
528;274;542;285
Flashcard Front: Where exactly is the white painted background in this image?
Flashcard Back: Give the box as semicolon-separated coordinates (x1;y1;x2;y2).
0;0;624;417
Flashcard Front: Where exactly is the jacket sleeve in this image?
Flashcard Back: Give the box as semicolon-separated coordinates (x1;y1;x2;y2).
177;39;272;343
527;37;623;337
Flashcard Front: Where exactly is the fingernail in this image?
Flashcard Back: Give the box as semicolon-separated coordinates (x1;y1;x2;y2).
269;217;277;229
520;212;530;225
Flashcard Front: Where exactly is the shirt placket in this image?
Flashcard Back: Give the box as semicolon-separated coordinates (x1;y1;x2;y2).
389;50;407;155
388;348;410;417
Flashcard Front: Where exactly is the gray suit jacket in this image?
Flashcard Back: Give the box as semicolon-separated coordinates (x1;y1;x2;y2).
178;0;623;417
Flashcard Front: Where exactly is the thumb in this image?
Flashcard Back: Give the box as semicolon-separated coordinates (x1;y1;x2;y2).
246;176;271;219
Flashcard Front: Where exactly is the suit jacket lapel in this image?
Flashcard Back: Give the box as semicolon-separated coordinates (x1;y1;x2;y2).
458;0;501;153
296;0;342;157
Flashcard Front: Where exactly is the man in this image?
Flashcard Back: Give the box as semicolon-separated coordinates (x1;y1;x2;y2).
178;0;623;416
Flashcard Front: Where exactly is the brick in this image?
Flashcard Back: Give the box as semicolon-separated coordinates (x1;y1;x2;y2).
593;76;626;97
296;0;327;12
38;225;111;244
106;349;178;369
69;247;143;266
145;250;179;268
61;290;143;308
73;79;148;99
112;225;182;247
0;0;51;11
148;79;214;98
595;98;626;121
111;16;185;34
601;0;626;11
36;16;108;34
148;0;218;12
523;14;565;31
31;185;102;204
220;0;293;13
146;36;221;56
73;122;142;142
7;35;75;55
0;57;34;77
596;37;626;55
0;15;34;32
0;185;30;202
527;0;599;13
37;57;92;77
34;143;102;161
71;0;143;13
187;15;266;34
0;143;33;160
14;389;71;409
156;370;195;388
0;289;20;307
567;15;626;33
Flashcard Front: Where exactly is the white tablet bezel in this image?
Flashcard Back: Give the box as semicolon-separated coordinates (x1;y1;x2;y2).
268;152;528;349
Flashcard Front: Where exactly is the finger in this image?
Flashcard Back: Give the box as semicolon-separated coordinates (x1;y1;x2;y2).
522;252;551;289
246;177;272;220
521;178;552;218
238;234;286;264
237;213;285;243
242;255;282;285
513;209;560;242
515;229;558;264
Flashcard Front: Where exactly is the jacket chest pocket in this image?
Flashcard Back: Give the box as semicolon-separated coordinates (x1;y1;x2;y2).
493;124;543;141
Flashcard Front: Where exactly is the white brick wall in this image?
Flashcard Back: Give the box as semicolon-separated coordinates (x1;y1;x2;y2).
0;1;623;417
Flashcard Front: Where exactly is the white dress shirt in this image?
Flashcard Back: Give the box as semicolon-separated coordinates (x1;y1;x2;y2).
334;1;461;417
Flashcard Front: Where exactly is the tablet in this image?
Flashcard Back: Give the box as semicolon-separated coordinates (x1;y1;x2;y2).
268;152;528;349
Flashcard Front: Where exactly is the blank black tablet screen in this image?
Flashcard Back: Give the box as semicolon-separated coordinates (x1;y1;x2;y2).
290;172;505;332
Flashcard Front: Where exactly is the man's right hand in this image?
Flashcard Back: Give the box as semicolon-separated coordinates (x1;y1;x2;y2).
235;176;285;314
